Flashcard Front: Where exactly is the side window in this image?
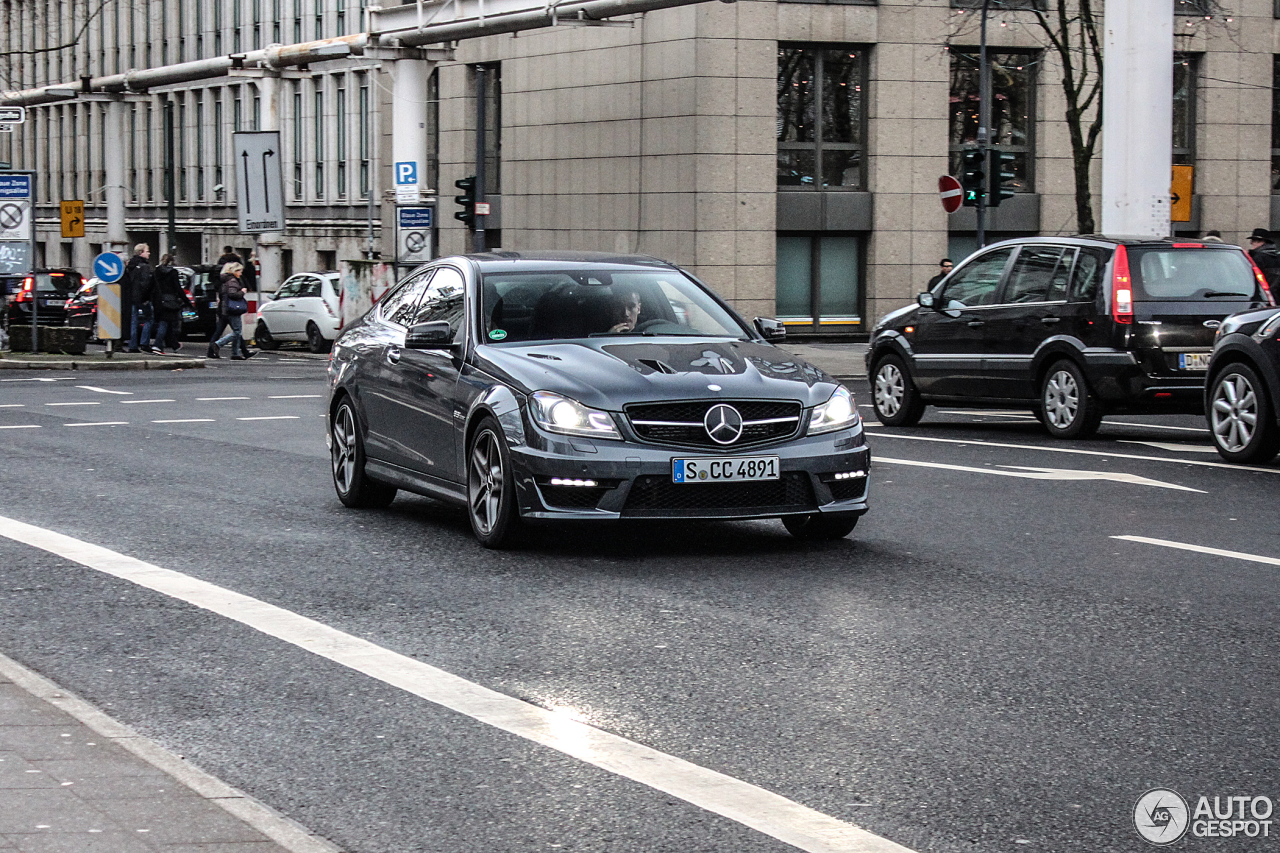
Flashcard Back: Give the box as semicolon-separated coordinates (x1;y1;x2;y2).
942;248;1013;308
1004;246;1071;304
297;277;323;298
379;269;434;326
274;278;304;299
409;266;467;340
1069;249;1106;302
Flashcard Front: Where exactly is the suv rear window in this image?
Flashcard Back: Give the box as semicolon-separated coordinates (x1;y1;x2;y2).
1129;248;1258;301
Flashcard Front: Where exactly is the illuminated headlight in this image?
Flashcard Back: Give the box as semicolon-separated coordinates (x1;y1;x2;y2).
1258;312;1280;340
808;386;860;435
529;391;621;440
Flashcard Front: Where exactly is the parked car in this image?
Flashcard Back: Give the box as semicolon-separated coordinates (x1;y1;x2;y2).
65;272;204;339
2;269;83;327
326;252;870;548
1203;305;1280;462
866;237;1275;438
256;271;341;353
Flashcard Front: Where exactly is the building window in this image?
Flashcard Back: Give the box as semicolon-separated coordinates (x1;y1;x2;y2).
776;234;862;325
316;5;324;39
428;68;439;192
178;96;188;201
214;96;224;196
294;0;302;43
336;86;347;198
273;0;281;43
359;77;370;199
337;0;347;34
1272;57;1280;192
234;0;242;52
213;0;222;54
145;103;154;201
777;46;866;190
129;104;138;201
315;88;325;198
1173;53;1198;167
949;49;1035;194
196;0;204;57
195;94;205;200
293;87;303;199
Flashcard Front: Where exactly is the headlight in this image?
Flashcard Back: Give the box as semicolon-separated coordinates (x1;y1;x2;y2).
808;386;860;435
529;391;621;440
1258;313;1280;340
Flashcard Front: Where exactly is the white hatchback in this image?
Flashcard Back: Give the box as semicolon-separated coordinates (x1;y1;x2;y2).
255;271;342;353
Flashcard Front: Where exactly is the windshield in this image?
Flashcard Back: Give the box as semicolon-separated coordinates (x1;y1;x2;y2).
1128;248;1260;301
479;269;747;342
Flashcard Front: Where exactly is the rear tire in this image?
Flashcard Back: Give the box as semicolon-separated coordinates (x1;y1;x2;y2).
467;417;522;548
307;322;332;354
782;512;860;540
330;398;397;508
1038;359;1102;439
255;321;280;350
871;355;926;426
1208;363;1280;463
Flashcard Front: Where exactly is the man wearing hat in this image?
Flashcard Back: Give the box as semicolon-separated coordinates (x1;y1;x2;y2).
1248;228;1280;289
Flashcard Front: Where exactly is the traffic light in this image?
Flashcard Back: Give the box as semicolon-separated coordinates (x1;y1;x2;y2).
986;150;1017;208
454;175;477;228
960;149;985;207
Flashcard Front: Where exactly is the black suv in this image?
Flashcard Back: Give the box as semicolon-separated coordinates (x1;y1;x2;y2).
1203;306;1280;462
1;269;84;327
866;237;1274;438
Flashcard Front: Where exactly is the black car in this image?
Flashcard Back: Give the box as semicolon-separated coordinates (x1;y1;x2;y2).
2;268;83;327
326;252;871;548
866;237;1274;438
1204;306;1280;462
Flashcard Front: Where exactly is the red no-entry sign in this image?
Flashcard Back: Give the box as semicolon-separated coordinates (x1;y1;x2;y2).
939;175;963;214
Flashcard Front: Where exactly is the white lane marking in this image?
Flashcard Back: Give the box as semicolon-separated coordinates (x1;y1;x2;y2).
1119;440;1218;454
0;378;59;382
0;425;41;430
45;402;101;407
268;395;323;399
877;457;1204;492
236;416;301;421
197;396;250;401
121;399;176;404
64;422;128;427
0;515;917;853
151;419;216;424
0;404;25;408
75;386;133;395
863;430;1280;475
1112;535;1280;568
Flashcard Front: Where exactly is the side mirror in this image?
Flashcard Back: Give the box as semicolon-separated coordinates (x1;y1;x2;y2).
405;320;456;349
754;316;787;343
917;292;937;310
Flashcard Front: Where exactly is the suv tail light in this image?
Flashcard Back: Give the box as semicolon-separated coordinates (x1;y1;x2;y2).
1247;254;1276;306
14;277;34;303
1111;245;1133;325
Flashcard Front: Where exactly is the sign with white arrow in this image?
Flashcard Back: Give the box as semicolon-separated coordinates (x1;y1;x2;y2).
232;131;285;234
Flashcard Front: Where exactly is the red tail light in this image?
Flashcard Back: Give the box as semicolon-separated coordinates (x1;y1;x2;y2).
1111;246;1133;325
14;277;34;303
1247;254;1276;306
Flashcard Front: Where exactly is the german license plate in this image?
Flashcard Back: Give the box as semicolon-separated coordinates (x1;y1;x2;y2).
41;299;61;307
672;455;780;483
1179;352;1211;370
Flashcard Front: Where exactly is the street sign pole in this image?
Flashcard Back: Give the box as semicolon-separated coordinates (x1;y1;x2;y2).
976;0;991;249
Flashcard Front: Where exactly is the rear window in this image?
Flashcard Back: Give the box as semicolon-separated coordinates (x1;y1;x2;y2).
1128;248;1258;301
35;273;79;294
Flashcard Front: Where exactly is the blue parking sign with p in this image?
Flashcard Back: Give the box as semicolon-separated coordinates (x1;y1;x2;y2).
395;162;418;185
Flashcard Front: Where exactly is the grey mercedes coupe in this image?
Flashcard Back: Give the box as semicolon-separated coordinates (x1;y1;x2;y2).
325;252;871;548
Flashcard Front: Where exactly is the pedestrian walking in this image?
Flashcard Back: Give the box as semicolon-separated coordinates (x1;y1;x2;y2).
1202;230;1224;243
206;262;257;360
1248;228;1280;288
123;243;154;353
148;254;194;354
926;258;953;289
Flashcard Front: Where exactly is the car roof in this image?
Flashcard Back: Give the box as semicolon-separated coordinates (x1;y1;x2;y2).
457;251;681;274
981;235;1242;251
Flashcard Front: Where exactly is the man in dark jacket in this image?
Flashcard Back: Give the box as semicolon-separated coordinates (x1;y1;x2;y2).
123;243;154;352
1248;228;1280;290
926;258;953;290
147;254;195;353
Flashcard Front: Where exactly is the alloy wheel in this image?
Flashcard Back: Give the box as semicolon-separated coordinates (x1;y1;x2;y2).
331;404;357;495
1211;373;1259;453
469;429;504;535
1043;369;1079;429
874;363;905;417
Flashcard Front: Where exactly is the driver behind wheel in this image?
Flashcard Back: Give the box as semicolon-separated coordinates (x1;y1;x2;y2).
606;290;642;334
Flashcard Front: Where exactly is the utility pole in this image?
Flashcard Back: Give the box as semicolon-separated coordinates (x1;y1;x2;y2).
976;0;991;248
474;66;487;254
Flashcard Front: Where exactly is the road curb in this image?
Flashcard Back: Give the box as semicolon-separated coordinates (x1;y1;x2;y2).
0;356;206;370
0;651;343;853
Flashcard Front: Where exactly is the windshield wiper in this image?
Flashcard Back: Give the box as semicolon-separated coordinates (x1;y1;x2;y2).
1203;290;1248;298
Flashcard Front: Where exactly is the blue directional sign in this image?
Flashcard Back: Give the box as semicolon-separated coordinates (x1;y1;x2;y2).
0;174;32;199
394;162;418;185
398;207;433;228
93;252;125;283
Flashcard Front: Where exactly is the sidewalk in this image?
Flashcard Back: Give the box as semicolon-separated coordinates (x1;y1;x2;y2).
0;351;206;371
0;652;338;853
783;342;869;379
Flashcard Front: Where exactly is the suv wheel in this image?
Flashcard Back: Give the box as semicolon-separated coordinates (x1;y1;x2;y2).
872;356;926;426
1038;360;1102;439
1208;364;1280;463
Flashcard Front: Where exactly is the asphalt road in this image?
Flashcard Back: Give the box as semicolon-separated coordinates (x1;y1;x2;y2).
0;358;1276;852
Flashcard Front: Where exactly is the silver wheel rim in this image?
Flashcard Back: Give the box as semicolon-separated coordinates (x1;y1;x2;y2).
331;405;357;494
875;363;905;417
1211;373;1259;453
469;429;504;535
1044;369;1080;429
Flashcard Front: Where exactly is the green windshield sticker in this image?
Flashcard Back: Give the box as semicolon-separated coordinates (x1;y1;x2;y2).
489;329;508;341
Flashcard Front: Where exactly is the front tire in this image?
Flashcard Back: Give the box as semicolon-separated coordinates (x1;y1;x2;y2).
1038;359;1102;439
467;417;521;548
871;355;926;426
1208;363;1280;463
782;512;859;540
307;322;332;354
330;399;397;508
255;321;280;350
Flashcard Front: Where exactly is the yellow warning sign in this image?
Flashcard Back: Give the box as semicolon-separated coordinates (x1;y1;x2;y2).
1171;166;1193;223
60;200;84;238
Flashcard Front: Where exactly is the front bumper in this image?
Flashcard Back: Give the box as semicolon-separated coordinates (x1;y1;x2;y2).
508;422;871;521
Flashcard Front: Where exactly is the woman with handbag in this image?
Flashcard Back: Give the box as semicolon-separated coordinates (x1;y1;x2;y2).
206;262;256;360
148;254;194;354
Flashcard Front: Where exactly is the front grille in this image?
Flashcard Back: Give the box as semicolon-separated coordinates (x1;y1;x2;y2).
625;400;803;449
622;473;816;518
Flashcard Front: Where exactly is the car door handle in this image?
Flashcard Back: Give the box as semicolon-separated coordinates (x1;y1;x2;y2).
966;320;985;328
1040;317;1061;325
386;346;401;365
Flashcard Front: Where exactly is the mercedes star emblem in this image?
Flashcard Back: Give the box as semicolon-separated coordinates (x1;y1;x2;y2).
703;404;744;445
